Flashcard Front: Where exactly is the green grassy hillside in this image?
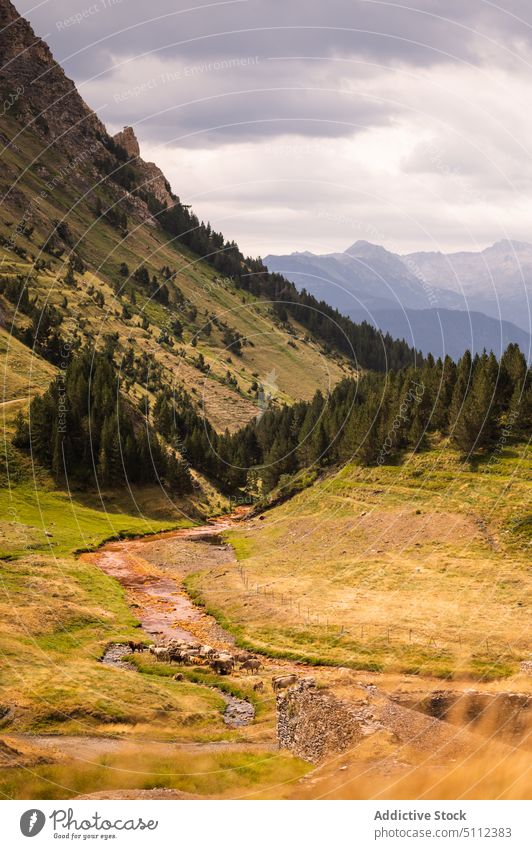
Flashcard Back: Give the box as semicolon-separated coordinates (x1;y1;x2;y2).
0;111;351;436
188;441;531;680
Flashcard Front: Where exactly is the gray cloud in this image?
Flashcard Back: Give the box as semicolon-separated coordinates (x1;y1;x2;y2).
86;55;397;145
13;0;532;255
16;1;532;146
18;1;532;71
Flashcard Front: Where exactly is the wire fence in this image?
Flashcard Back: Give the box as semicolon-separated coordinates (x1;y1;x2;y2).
234;563;523;656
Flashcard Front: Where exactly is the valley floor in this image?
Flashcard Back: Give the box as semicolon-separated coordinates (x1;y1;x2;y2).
0;456;530;799
197;444;531;680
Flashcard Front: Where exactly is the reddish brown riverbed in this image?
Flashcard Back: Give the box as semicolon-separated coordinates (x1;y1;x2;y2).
82;511;248;647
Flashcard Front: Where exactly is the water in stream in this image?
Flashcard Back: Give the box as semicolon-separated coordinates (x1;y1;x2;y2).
94;513;256;728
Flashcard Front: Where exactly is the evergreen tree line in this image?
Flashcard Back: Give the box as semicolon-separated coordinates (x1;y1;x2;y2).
12;344;530;497
154;345;530;495
13;350;193;493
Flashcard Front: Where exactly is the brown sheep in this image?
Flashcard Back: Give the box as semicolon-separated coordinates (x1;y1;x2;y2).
240;658;262;674
210;656;234;675
272;673;298;692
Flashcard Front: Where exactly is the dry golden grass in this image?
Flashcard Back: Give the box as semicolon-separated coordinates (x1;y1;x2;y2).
190;445;531;679
292;747;531;800
0;327;56;404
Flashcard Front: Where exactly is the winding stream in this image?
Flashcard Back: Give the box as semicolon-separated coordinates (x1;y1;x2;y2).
88;511;256;728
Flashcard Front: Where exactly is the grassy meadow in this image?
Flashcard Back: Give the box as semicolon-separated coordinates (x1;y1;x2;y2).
188;442;531;680
0;744;309;800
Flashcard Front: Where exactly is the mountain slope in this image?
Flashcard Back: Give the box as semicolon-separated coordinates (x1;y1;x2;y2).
0;0;354;435
348;307;532;361
265;241;461;313
0;0;425;455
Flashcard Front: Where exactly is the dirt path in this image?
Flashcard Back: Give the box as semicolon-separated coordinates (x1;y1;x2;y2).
0;397;24;408
6;734;274;758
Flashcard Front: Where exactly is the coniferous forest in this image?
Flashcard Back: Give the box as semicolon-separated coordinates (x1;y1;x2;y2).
13;350;193;493
14;343;531;498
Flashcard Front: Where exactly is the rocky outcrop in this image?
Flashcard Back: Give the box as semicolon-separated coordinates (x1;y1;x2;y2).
140;160;174;207
113;126;174;208
277;681;488;764
277;681;384;763
0;0;106;146
113;126;141;159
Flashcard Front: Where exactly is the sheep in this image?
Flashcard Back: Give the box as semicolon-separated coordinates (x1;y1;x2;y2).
210;654;234;675
198;644;214;658
234;651;252;663
240;658;262;674
151;646;170;662
272;673;298;692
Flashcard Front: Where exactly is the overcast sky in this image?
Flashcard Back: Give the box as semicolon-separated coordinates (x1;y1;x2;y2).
17;0;532;257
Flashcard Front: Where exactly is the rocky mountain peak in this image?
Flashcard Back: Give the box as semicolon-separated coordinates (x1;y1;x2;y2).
0;0;106;144
113;126;141;159
112;127;174;209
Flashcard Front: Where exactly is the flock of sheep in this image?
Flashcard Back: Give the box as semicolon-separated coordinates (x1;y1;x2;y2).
128;639;311;693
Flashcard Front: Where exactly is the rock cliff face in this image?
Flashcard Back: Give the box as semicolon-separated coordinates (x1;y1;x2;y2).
277;681;382;763
114;126;174;208
0;3;174;230
277;681;488;764
0;0;106;146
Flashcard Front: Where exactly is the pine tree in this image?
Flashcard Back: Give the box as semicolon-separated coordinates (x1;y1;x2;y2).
432;356;456;433
98;414;122;486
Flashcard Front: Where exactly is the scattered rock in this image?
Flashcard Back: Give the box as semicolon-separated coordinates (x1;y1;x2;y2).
100;643;136;670
222;694;255;727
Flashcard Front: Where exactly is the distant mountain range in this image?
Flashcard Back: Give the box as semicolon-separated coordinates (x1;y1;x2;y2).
264;240;532;360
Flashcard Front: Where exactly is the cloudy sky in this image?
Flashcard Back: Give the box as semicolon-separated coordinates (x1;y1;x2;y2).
17;0;532;257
